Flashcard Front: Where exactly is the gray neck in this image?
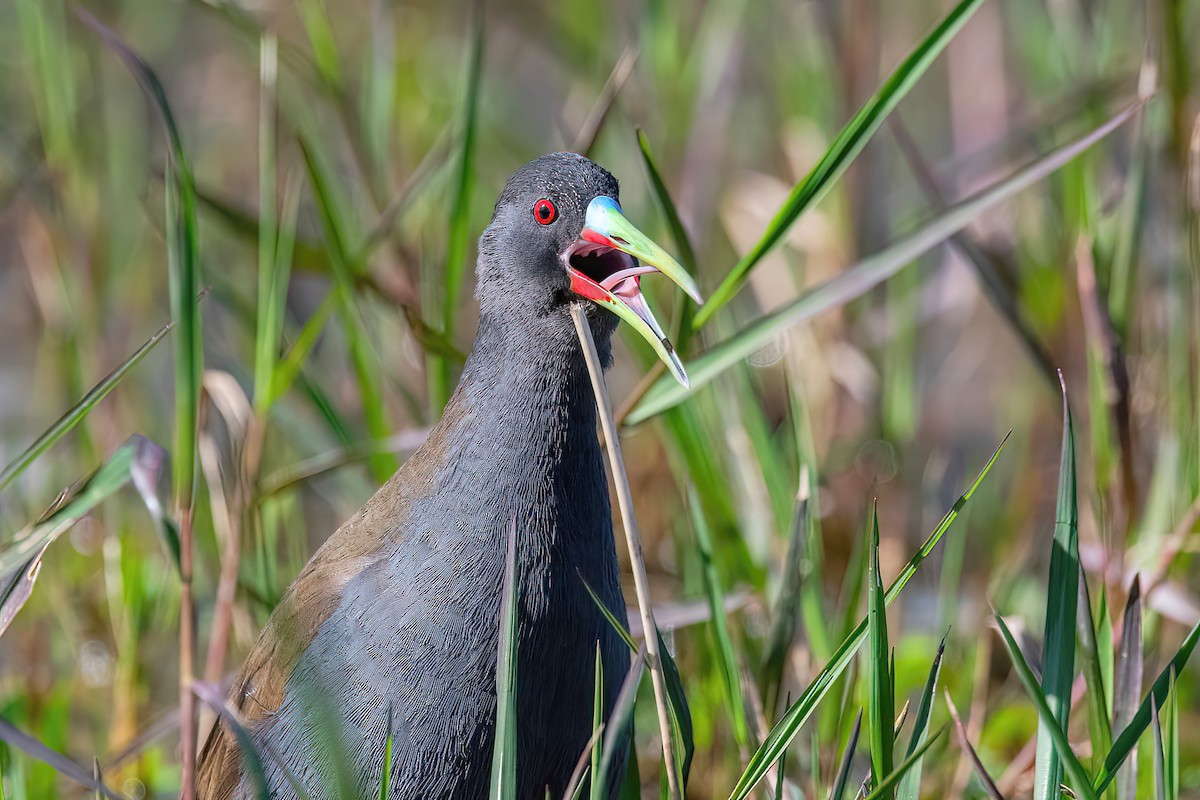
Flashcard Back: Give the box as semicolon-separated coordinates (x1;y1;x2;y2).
432;306;614;566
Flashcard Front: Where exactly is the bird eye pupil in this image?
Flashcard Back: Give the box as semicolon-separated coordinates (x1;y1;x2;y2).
534;199;556;224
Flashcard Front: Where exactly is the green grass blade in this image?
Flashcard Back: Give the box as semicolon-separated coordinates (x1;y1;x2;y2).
189;145;449;332
636;129;699;345
80;9;205;513
164;163;203;514
861;727;946;800
79;9;204;511
569;768;589;800
251;33;285;415
659;629;694;788
589;644;604;800
692;0;985;328
256;173;302;411
656;402;744;587
296;0;341;87
690;488;749;748
828;710;862;800
1077;571;1114;776
1093;618;1200;795
762;488;810;713
726;435;1007;800
253;31;278;410
15;0;78;176
1107;99;1148;332
362;3;397;179
618;745;640;800
295;374;356;456
356;126;453;260
269;292;337;407
896;635;946;800
377;709;393;800
790;391;831;664
431;11;484;409
489;519;520;800
1112;577;1143;800
773;730;788;800
0;437;166;638
1035;374;1080;800
866;509;894;797
596;648;647;799
627;101;1143;424
296;136;395;481
994;614;1100;800
635;130;698;276
581;575;638;652
0;322;171;493
1164;670;1178;800
76;61;200;795
192;184;332;274
1151;701;1165;800
1099;585;1114;717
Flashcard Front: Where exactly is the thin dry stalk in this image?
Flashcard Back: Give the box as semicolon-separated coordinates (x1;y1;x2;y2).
738;667;776;793
570;45;640;156
950;627;991;796
561;724;605;800
890;115;1058;388
1146;494;1200;593
945;691;1006;800
197;371;255;739
570;302;682;800
179;504;197;800
0;718;127;799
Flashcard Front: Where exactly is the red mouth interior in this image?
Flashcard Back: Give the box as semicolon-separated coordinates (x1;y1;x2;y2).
567;239;658;300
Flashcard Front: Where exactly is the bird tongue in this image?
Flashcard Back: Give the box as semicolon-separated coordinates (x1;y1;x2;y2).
609;275;641;299
599;265;657;292
609;275;672;343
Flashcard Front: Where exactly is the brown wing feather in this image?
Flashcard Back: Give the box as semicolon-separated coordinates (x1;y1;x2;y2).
194;406;460;799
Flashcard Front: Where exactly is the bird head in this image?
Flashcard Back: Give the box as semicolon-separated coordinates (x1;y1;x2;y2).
476;152;700;387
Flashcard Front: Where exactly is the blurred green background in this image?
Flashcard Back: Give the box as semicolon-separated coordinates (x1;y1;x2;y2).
1;0;1198;797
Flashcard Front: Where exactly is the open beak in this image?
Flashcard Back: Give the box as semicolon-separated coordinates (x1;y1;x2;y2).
564;196;702;388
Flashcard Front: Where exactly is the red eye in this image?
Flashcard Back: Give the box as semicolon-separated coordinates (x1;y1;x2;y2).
534;198;557;225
